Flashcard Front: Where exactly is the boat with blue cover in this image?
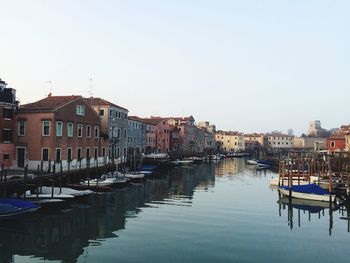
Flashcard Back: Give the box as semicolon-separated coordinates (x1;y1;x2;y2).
278;184;336;202
257;160;273;167
0;199;40;219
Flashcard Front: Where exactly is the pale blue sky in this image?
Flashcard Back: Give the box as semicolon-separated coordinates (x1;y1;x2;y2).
1;0;349;135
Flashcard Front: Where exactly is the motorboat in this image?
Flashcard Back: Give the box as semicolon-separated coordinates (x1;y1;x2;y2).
246;159;258;165
39;186;94;197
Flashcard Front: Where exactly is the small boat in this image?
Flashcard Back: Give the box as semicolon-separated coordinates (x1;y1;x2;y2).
81;177;124;187
270;176;318;186
232;152;250;158
0;199;40;219
171;159;194;166
247;159;258;165
39;186;94;197
119;172;145;180
25;191;75;200
143;153;169;160
278;184;336;202
257;160;273;167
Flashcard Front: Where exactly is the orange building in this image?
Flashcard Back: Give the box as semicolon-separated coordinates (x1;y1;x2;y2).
15;95;108;171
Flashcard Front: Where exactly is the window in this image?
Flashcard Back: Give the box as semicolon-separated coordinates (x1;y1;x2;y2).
42;148;49;161
331;141;335;147
42;121;51;136
109;110;113;117
99;109;105;116
94;126;99;138
117;128;121;138
86;147;90;159
76;105;85;116
3;129;12;142
125;113;128;119
86;125;91;138
67;123;74;137
77;124;83;137
124;130;127;139
102;147;106;157
67;148;72;161
3;108;13;119
94;147;98;159
118;111;121;118
56;122;63;137
55;148;61;162
77;148;82;160
3;154;9;160
18;121;26;136
117;147;120;157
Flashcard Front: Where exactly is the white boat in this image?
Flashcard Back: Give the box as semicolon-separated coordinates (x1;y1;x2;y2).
39;186;94;197
81;178;116;187
118;172;145;180
172;159;194;166
25;192;75;200
143;153;169;159
278;184;335;202
270;177;317;186
247;160;258;165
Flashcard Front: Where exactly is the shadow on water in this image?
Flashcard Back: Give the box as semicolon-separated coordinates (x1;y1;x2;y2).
0;164;216;263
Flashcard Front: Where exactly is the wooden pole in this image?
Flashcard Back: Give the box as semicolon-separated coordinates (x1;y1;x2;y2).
328;156;332;193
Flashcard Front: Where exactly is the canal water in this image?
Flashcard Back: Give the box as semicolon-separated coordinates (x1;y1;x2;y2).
1;159;349;263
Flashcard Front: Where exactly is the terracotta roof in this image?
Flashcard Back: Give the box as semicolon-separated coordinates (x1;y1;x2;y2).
149;115;194;121
216;130;243;136
244;133;263;137
265;133;293;137
21;95;81;111
85;97;128;111
128;116;145;123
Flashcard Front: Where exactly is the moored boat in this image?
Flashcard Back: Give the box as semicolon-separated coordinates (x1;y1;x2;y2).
0;199;40;219
278;184;336;202
246;159;258;165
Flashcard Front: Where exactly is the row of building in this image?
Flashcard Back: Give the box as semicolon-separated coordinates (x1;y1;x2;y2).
0;78;348;171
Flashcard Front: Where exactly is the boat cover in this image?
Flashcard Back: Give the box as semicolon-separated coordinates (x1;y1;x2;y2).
281;184;330;195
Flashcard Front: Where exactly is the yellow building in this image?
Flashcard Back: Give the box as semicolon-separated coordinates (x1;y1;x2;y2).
216;131;245;152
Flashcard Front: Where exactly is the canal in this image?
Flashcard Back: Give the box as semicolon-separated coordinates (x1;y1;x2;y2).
1;159;349;263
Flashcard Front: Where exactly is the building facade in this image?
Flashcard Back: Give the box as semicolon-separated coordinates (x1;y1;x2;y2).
197;121;216;152
127;116;146;153
86;97;128;163
15;95;108;171
266;133;294;149
0;78;17;168
215;131;245;152
293;137;327;151
243;133;266;147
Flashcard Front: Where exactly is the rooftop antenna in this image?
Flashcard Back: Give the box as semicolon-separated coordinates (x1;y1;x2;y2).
88;78;93;97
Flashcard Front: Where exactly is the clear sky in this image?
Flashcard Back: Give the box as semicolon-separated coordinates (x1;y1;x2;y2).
1;0;349;135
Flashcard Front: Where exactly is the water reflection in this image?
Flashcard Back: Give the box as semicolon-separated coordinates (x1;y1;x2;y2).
277;193;350;236
0;164;215;263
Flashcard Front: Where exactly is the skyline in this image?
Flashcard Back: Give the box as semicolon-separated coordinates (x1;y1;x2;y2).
1;0;349;135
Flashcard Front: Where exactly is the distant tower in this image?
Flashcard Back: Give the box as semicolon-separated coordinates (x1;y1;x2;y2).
287;129;294;136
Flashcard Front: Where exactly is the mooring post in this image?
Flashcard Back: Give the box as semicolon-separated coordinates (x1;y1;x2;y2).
36;164;40;198
67;160;71;185
59;161;63;194
1;163;3;181
48;160;51;173
24;165;28;199
51;179;54;199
